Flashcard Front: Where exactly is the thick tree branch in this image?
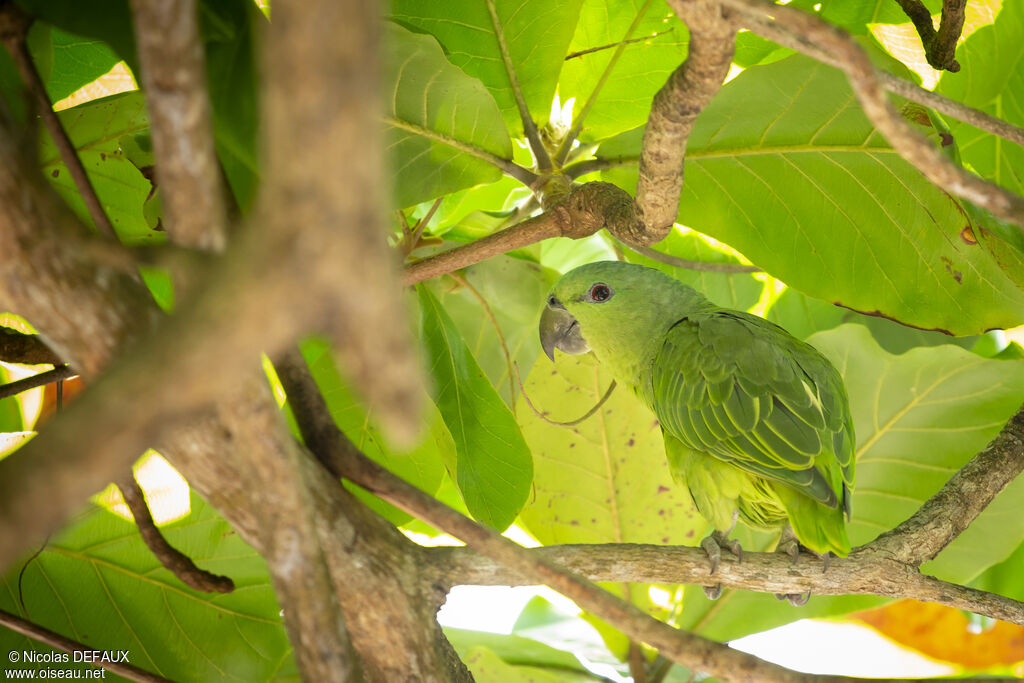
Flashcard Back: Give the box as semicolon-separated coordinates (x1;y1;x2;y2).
741;14;1024;148
636;1;736;242
724;0;1024;229
0;3;116;238
116;471;234;594
0;328;63;365
129;0;228;250
0;609;170;682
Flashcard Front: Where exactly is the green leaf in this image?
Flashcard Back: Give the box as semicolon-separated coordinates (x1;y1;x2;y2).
201;0;262;211
29;25;121;102
426;255;553;406
460;645;599;683
15;0;137;72
391;0;584;137
621;227;764;311
39;91;162;246
444;627;596;677
385;22;514;209
299;337;448;527
809;324;1024;581
733;31;793;68
0;490;296;681
417;286;533;531
600;54;1024;335
517;352;704;653
559;0;689;142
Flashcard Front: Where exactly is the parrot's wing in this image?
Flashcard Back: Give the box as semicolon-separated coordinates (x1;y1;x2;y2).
651;310;854;509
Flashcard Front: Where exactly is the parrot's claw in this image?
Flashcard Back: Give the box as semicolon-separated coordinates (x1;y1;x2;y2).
700;530;743;600
774;591;811;606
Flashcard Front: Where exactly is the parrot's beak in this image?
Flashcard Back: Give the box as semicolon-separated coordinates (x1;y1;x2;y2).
539;296;589;361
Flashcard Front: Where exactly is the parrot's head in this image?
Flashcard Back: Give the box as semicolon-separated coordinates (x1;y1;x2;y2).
539;261;701;363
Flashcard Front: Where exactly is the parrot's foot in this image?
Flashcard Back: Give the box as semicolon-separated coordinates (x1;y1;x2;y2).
773;528;830;604
700;530;743;600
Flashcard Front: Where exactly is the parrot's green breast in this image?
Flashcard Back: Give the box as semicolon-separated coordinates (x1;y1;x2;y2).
541;261;855;556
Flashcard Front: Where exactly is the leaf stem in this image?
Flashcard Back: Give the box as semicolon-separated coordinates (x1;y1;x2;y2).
484;0;553;172
385;116;538;186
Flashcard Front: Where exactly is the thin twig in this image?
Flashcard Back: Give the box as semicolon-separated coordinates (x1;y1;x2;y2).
483;0;552;172
0;366;76;400
624;243;762;274
555;0;656;166
410;196;444;253
0;4;115;238
385;116;538;186
515;361;617;427
0;608;171;682
117;472;235;593
566;29;674;61
725;0;1024;229
448;271;517;410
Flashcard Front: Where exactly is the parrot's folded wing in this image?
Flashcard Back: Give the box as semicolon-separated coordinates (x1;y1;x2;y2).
650;310;854;509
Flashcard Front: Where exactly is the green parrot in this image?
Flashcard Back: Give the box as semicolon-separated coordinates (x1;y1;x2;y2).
539;261;854;596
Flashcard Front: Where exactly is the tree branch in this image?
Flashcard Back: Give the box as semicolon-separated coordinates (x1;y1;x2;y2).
129;0;228;250
0;3;116;238
0;365;75;400
402;181;641;285
0;609;171;682
895;0;965;72
636;0;736;243
742;13;1024;148
116;471;234;593
0;328;63;365
724;0;1024;229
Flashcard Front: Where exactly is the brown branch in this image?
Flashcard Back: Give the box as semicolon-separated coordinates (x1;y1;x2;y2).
895;0;965;72
636;1;736;243
0;3;115;238
277;357;826;683
402;181;642;284
725;0;1024;229
129;0;228;250
745;15;1024;148
0;608;171;682
116;471;234;593
0;365;75;400
0;328;63;365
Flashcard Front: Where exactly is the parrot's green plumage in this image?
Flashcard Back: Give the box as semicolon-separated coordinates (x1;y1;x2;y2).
539;261;854;557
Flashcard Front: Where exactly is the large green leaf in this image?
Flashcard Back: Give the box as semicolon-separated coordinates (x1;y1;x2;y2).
600;54;1024;335
444;627;598;678
811;324;1024;580
0;490;295;681
39;91;161;246
417;286;533;531
391;0;584;138
27;24;121;103
518;352;704;655
299;338;448;527
385;22;514;209
558;0;689;142
426;255;553;406
14;0;137;72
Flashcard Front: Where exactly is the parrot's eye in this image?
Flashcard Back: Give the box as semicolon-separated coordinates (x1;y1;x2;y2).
588;283;612;303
